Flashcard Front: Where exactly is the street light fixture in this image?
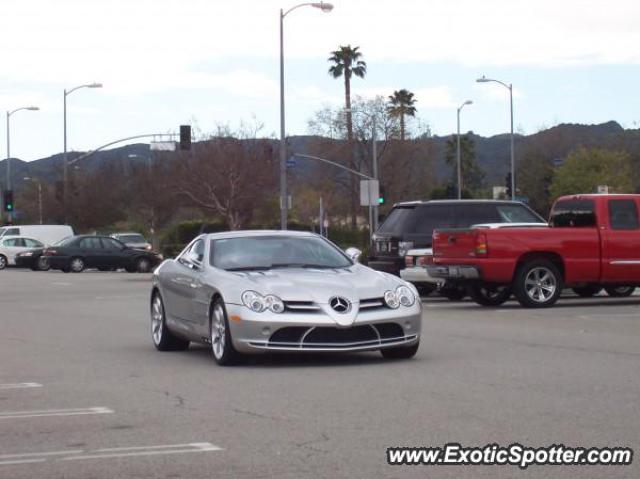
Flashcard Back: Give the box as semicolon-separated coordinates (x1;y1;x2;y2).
456;100;473;199
279;2;333;230
476;75;515;200
5;106;39;224
23;176;43;225
63;82;103;222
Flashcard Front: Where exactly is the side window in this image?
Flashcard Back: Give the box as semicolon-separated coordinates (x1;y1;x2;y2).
80;237;103;249
549;200;596;227
609;200;639;230
5;228;20;236
14;238;26;247
180;239;205;266
24;239;43;248
3;238;17;247
413;205;455;235
101;238;124;250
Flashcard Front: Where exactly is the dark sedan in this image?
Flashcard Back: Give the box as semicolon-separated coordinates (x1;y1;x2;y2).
44;235;162;273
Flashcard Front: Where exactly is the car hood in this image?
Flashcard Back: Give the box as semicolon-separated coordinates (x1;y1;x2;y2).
225;264;404;304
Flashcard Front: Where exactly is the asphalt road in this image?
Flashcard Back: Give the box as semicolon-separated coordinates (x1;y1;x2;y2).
1;268;639;479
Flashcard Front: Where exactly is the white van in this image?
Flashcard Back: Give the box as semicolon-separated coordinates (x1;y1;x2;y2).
0;225;74;246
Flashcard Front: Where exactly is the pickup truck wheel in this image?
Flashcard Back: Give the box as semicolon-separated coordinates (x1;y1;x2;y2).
572;285;603;297
468;284;512;306
604;286;635;297
514;260;563;308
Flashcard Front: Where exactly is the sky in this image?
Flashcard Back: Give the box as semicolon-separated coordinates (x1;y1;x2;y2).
3;0;640;162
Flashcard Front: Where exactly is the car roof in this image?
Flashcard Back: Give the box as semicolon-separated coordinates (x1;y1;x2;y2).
202;230;318;240
393;199;525;207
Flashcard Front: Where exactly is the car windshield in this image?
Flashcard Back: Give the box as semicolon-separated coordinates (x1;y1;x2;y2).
119;234;146;243
210;236;352;271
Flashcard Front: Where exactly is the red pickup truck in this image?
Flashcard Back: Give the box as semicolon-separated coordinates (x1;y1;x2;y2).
427;194;640;308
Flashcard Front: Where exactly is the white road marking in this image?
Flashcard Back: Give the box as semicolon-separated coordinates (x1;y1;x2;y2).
0;407;113;420
0;382;43;389
0;443;222;466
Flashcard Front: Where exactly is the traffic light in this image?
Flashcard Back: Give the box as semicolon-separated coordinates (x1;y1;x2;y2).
179;125;191;150
378;185;386;205
505;173;512;198
3;190;14;212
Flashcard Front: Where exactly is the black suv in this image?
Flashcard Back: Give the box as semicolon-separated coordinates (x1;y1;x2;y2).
369;200;545;276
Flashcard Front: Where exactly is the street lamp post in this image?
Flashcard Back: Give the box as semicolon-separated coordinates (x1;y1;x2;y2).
476;75;515;200
63;82;102;222
23;177;43;225
279;2;333;230
5;106;39;224
456;100;473;199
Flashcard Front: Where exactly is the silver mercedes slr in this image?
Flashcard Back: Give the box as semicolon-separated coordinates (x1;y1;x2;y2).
150;231;422;365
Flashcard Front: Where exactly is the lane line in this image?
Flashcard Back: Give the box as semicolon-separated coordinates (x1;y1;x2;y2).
0;443;222;466
0;407;113;420
62;443;223;461
0;383;43;390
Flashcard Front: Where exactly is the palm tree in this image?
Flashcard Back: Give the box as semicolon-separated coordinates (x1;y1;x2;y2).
328;45;367;141
387;89;417;140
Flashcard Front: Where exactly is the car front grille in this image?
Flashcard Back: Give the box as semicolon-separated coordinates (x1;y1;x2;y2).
264;322;411;350
283;298;388;313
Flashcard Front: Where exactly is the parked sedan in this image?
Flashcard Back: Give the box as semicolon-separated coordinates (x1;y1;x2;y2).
151;230;422;366
44;235;162;273
14;247;50;271
0;236;45;270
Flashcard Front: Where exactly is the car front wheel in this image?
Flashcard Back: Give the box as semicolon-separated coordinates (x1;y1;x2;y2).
381;341;420;359
0;255;7;270
210;299;241;366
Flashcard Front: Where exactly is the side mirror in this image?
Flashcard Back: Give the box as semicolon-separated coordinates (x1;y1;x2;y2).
345;247;362;263
184;250;202;268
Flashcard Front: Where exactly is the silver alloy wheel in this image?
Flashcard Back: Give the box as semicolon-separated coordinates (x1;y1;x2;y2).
524;266;557;303
137;258;151;273
151;295;164;346
70;258;84;272
211;303;226;360
37;256;49;271
0;255;6;269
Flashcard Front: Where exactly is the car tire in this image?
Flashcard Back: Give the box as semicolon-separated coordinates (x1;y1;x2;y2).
604;286;635;297
36;256;50;271
572;285;603;297
514;259;563;308
69;257;85;273
440;287;466;301
136;257;151;273
0;255;7;270
210;298;242;366
381;341;420;360
468;284;512;307
150;292;190;351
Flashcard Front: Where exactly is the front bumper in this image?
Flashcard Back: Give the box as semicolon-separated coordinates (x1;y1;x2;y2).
426;264;480;280
225;303;422;353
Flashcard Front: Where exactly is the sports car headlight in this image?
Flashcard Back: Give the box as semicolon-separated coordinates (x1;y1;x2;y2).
396;285;416;307
241;291;284;313
384;290;400;309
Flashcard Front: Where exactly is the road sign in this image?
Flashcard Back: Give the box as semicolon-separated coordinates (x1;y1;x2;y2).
360;180;379;206
150;141;177;151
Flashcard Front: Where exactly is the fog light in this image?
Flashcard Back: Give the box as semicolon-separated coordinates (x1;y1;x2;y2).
262;327;271;336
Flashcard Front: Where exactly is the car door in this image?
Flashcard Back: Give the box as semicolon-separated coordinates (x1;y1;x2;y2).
78;237;105;269
602;198;640;282
100;237;127;270
164;239;206;335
